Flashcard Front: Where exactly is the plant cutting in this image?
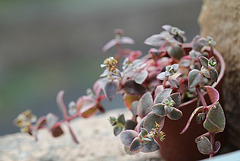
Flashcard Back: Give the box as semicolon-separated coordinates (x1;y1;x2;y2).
14;25;226;161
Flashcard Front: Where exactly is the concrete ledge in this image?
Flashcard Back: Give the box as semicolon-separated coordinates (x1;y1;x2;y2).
0;108;161;161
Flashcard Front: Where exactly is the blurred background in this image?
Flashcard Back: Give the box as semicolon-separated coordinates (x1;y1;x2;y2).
0;0;202;135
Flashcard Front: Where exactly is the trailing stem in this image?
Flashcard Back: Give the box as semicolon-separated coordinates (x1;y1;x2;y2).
196;85;215;159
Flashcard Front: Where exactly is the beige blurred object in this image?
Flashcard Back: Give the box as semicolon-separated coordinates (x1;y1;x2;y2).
199;0;240;148
0;108;161;161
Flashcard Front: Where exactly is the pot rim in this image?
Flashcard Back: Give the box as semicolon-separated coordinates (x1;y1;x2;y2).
179;43;226;108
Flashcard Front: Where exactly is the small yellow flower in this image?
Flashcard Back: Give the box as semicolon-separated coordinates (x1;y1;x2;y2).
149;121;165;141
14;110;37;133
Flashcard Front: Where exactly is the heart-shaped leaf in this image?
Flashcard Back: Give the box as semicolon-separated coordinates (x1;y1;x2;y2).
125;120;137;130
167;108;182;120
117;114;125;126
131;101;138;116
144;33;168;47
144;112;165;132
199;56;209;68
141;140;160;152
209;67;218;82
188;69;203;88
152;103;165;116
195;136;213;155
167;44;184;60
156;72;166;80
124;80;147;95
204;86;219;104
104;81;117;102
135;70;148;84
114;125;123;136
130;137;143;152
123;94;139;110
203;102;225;134
154;88;172;104
137;92;153;118
170;93;181;108
169;78;179;88
120;130;138;146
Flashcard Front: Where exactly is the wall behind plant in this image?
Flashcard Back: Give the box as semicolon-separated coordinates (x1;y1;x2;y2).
0;0;202;135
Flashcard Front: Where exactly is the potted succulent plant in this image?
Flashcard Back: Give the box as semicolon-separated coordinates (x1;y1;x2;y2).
14;25;226;161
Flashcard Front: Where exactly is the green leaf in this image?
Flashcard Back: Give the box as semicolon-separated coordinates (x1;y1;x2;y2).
137;92;153;118
196;113;205;124
203;102;226;134
180;59;191;67
168;44;184;60
169;78;179;88
130;137;143;152
109;116;117;126
120;130;138;146
144;112;165;132
117;114;125;126
165;106;174;114
209;67;218;82
124;146;139;155
123;80;147;95
114;125;123;136
140;128;148;137
201;66;210;78
104;81;117;102
199;56;209;68
167;108;182;120
154;88;172;104
141;140;160;152
152;103;165;116
131;101;138;116
125;120;137;130
195;136;213;155
170;93;181;108
188;69;203;88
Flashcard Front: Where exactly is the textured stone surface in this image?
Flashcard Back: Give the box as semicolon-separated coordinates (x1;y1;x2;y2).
199;0;240;148
0;108;161;161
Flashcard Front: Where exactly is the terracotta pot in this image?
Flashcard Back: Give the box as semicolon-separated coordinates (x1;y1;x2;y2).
158;44;226;161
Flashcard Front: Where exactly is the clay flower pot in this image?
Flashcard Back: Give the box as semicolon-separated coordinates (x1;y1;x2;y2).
158;44;226;161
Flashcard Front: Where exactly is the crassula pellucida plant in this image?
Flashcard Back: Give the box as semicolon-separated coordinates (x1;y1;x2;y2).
14;25;226;159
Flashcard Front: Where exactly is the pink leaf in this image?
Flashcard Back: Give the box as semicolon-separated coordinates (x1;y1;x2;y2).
204;86;219;104
67;122;79;144
56;90;68;120
119;37;135;45
102;39;117;52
